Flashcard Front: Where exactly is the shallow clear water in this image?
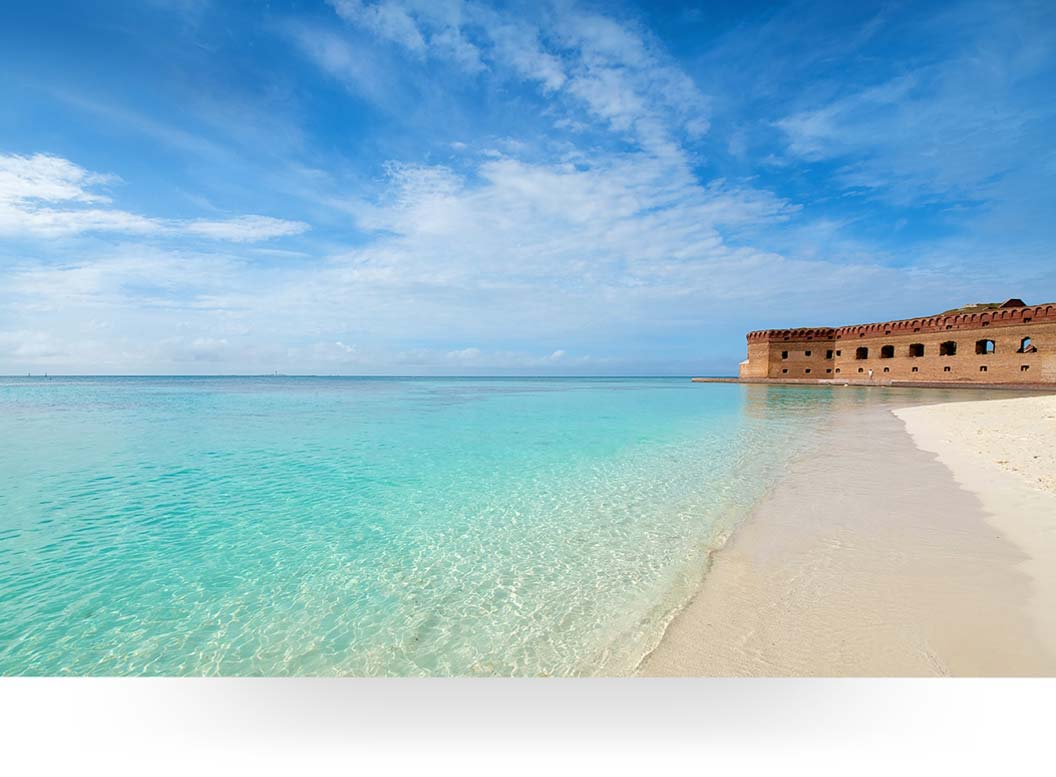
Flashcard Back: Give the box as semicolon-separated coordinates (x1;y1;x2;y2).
0;376;852;675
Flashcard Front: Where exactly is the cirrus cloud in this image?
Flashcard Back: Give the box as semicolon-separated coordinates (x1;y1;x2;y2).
0;153;308;242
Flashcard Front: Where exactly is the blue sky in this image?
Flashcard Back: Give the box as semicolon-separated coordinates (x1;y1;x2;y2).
1;0;1054;375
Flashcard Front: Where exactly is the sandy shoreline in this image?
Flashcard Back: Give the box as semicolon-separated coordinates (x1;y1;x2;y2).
639;393;1056;676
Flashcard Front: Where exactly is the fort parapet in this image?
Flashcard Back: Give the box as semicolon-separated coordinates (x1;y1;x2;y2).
734;299;1056;387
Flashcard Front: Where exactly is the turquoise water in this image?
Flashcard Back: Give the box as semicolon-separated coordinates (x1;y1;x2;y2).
0;377;839;676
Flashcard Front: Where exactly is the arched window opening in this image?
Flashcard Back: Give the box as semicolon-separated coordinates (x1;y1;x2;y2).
976;339;995;355
880;345;894;359
909;343;925;357
940;341;957;356
855;347;869;360
1018;337;1036;353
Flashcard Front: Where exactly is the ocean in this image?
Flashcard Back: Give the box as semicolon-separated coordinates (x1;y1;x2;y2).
0;376;838;675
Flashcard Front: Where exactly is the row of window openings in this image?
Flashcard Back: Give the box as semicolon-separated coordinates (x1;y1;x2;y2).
783;365;1032;375
858;338;1035;359
780;337;1037;361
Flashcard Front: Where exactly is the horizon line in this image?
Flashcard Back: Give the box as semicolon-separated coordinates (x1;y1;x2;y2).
1;373;734;379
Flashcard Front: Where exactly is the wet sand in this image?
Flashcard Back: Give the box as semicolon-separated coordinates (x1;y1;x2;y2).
639;395;1056;676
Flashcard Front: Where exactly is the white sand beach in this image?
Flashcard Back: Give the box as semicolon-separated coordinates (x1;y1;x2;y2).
640;393;1056;676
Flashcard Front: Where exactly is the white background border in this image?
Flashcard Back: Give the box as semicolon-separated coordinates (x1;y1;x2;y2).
1;678;1051;775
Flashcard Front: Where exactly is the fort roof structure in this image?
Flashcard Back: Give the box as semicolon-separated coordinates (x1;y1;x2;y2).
727;299;1056;388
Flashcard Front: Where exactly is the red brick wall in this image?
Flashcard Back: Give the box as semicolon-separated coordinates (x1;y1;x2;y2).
740;303;1056;385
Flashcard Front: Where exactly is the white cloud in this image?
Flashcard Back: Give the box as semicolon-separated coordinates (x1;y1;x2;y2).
1;206;162;238
185;215;309;242
0;330;67;360
0;153;308;241
0;145;884;374
0;153;156;237
445;346;482;362
317;1;708;150
9;3;1047;375
353;152;797;267
299;341;602;373
285;24;400;108
481;14;565;92
0;152;114;204
554;10;709;146
330;0;427;53
776;76;918;162
774;8;1056;207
